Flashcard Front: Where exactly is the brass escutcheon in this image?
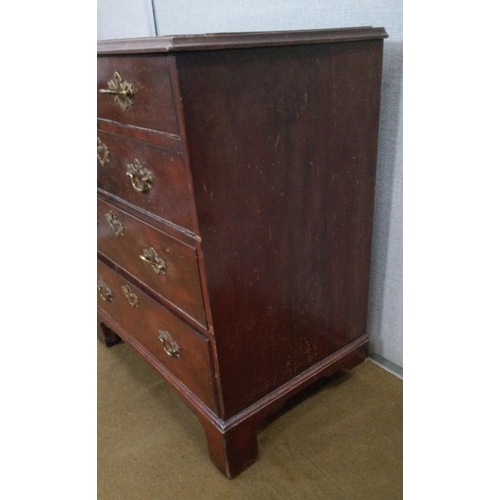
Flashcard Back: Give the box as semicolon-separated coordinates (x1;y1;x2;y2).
99;71;134;112
97;278;113;302
97;137;109;167
105;210;124;237
121;285;139;307
126;159;153;193
158;330;181;358
140;247;166;275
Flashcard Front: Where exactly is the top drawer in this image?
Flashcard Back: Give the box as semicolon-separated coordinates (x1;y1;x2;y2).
97;55;179;135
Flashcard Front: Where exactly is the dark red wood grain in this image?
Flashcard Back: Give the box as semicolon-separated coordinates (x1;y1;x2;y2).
97;129;198;233
175;40;384;418
98;55;179;134
97;27;388;55
98;119;182;152
97;259;217;411
97;197;207;327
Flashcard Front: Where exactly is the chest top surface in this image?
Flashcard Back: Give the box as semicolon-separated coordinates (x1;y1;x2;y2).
97;26;388;54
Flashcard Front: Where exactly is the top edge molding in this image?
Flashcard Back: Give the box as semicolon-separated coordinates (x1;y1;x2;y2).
97;27;388;55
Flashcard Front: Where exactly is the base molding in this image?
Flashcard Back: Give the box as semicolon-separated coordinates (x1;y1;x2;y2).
98;313;368;477
196;335;369;478
221;334;369;432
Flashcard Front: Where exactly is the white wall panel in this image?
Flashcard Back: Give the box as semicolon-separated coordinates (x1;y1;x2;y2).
98;0;156;40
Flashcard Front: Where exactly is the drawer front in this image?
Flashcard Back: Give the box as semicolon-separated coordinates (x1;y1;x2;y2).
97;197;206;327
97;55;179;135
97;259;217;411
97;130;197;232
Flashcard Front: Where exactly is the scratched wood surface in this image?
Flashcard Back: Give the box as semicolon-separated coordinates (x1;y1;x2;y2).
175;40;384;418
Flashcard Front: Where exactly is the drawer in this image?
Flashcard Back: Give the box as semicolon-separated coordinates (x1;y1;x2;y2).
97;259;217;412
97;197;206;327
97;130;197;232
97;55;179;135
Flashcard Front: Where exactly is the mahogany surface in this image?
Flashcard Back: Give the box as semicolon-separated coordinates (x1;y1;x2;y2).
97;55;179;134
97;197;206;327
97;259;217;411
176;39;383;418
97;129;197;231
97;27;388;478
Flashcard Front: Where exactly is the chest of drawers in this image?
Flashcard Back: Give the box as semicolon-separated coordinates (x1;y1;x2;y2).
97;27;388;478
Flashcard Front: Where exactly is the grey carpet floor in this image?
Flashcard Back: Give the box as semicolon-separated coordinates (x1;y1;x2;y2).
98;340;402;499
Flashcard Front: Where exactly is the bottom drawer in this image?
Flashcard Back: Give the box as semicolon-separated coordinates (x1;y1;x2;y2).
97;259;217;412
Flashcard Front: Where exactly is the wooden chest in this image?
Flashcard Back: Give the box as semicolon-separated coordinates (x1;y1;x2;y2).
97;27;388;478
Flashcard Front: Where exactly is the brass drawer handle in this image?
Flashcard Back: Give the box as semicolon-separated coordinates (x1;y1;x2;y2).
158;330;181;358
121;285;139;307
140;247;166;275
105;210;124;237
97;278;113;302
99;71;134;111
97;137;109;167
126;159;153;193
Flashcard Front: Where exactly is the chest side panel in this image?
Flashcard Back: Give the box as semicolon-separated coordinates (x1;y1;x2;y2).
174;40;384;418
